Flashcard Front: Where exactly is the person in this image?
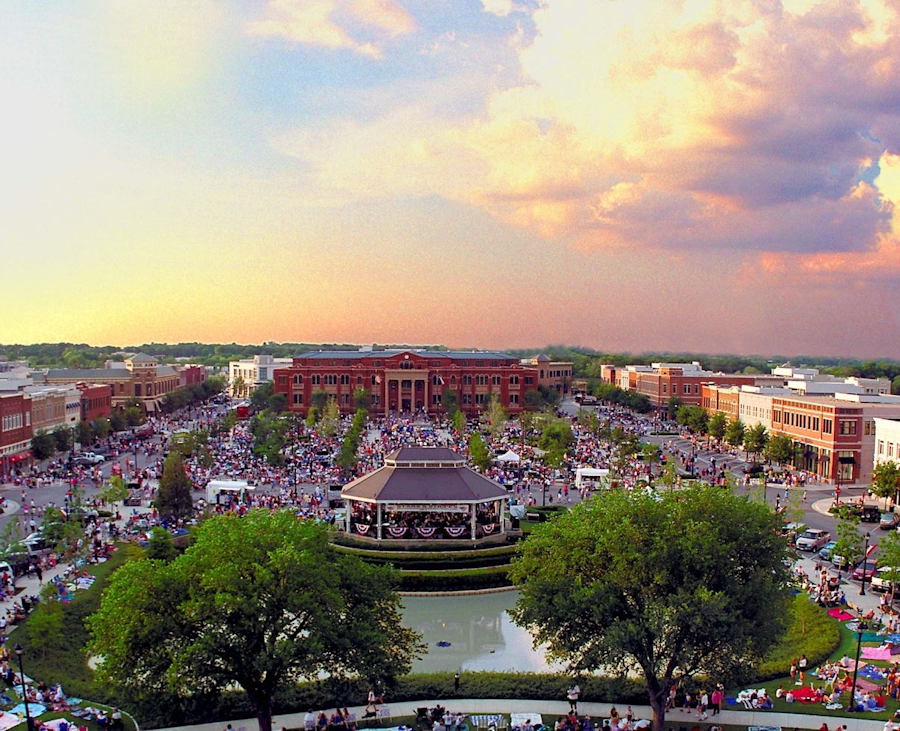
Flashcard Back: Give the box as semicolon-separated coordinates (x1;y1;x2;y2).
697;690;708;720
582;717;595;731
366;688;378;714
799;653;808;685
710;686;722;715
568;682;581;712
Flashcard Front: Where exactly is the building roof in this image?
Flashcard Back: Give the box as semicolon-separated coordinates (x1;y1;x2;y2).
342;465;508;503
294;349;517;362
128;353;156;363
46;368;132;381
385;447;464;464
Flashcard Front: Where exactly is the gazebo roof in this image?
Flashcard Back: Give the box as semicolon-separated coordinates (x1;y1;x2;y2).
342;447;507;503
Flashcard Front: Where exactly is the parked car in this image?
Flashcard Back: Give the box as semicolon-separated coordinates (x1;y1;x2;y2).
781;521;807;545
796;528;832;551
871;566;900;593
862;505;881;523
818;541;838;561
881;512;900;530
852;560;878;582
833;551;861;569
74;452;105;465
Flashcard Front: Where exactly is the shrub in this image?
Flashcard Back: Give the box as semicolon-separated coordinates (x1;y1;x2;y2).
755;594;840;680
398;566;511;591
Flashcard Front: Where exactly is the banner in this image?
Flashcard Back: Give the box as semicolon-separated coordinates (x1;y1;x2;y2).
355;523;370;535
386;525;407;538
481;523;497;535
445;526;467;538
416;526;437;538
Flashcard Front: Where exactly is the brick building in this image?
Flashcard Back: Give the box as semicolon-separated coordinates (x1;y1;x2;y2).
274;349;537;416
0;392;32;478
521;355;573;396
78;383;112;423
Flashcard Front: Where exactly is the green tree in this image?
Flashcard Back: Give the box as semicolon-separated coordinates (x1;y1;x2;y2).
31;431;56;460
641;443;661;485
452;409;466;434
510;487;792;731
352;388;372;410
765;435;794;466
539;418;575;468
878;531;900;606
708;412;727;442
124;405;145;427
88;512;421;731
469;431;491;472
305;406;320;428
250;382;275;413
310;389;330;411
156;452;194;520
833;513;864;572
146;526;178;562
74;420;94;447
724;418;746;448
442;388;460;417
743;423;769;461
52;425;74;452
872;461;900;508
26;592;64;659
319;398;341;437
99;475;131;515
92;417;111;441
666;396;683;416
109;409;127;432
482;394;508;439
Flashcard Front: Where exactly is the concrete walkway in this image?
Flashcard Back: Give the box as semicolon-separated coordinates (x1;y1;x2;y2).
153;698;892;731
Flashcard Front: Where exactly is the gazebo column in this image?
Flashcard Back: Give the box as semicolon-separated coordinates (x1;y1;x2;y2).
377;502;383;540
470;504;477;538
498;499;505;534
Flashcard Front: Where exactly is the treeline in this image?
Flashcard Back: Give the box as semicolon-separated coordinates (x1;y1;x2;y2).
6;343;900;391
0;342;448;369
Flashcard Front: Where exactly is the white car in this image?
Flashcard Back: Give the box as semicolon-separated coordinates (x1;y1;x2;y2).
796;528;831;551
871;566;900;593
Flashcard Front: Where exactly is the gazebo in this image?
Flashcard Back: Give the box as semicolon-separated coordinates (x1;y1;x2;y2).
341;447;509;542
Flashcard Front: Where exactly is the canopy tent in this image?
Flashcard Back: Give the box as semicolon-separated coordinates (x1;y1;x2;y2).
575;467;610;489
496;450;520;463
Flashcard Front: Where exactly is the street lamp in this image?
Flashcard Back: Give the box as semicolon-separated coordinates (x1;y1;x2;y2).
860;532;871;596
13;643;34;731
848;616;869;712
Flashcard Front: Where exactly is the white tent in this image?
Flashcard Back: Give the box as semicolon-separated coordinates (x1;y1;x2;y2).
575;467;610;489
496;450;520;463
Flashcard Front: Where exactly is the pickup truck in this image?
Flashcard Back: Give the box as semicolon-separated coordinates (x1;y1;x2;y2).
73;452;105;465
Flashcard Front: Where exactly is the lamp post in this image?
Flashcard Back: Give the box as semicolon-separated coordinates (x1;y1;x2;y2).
14;643;33;731
848;617;868;712
860;532;871;596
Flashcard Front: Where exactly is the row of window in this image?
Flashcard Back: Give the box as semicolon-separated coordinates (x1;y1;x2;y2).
772;410;838;435
286;373;530;387
1;412;30;432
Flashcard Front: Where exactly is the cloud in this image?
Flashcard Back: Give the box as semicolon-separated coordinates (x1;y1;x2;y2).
269;0;900;269
247;0;415;58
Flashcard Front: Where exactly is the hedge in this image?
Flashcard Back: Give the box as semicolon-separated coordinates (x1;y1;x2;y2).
755;594;841;680
398;565;511;591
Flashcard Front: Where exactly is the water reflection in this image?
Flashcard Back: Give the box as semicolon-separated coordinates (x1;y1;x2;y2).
401;591;563;673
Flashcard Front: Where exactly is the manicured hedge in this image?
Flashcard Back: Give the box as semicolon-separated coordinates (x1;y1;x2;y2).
332;543;518;561
755;594;841;680
333;534;517;552
398;566;511;591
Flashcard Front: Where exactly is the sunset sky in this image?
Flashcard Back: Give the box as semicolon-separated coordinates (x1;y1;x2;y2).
3;0;900;357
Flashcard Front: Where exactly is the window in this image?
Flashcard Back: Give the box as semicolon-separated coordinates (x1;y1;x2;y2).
292;374;303;385
823;419;832;434
889;443;895;458
340;374;350;385
525;376;534;385
510;375;519;385
312;375;321;385
878;440;885;455
463;375;473;385
323;374;338;385
475;393;487;404
839;420;857;435
432;394;442;405
476;375;489;386
293;393;302;405
662;384;667;393
341;394;350;404
400;361;413;370
509;393;519;405
683;384;690;394
462;394;472;404
372;375;378;385
357;375;362;384
492;375;501;386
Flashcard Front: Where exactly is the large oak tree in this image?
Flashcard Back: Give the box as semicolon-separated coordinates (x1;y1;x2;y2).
510;486;792;731
88;511;421;731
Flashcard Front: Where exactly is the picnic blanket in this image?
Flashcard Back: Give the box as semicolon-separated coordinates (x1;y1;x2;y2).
9;704;46;718
42;720;71;731
828;608;856;621
860;632;900;642
862;646;895;660
789;686;819;703
0;712;21;731
838;659;867;671
859;665;888;680
854;677;883;693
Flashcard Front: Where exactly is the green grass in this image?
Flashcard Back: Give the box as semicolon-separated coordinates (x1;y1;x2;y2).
757;595;841;678
15;543;143;703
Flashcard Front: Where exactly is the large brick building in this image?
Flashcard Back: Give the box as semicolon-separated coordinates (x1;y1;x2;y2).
274;349;539;416
0;392;32;478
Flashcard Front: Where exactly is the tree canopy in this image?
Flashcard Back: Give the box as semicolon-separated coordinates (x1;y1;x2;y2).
156;452;194;520
872;461;900;507
509;486;792;731
88;511;421;731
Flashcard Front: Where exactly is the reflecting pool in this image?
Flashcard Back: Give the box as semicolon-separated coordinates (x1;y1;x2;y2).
401;591;563;673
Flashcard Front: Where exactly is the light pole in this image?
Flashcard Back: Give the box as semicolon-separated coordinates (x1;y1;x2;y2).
860;532;871;596
14;643;33;731
848;617;868;712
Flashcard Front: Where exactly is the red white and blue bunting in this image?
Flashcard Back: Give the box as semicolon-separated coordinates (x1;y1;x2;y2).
355;523;370;535
386;525;407;538
445;526;467;538
416;526;437;538
481;523;497;535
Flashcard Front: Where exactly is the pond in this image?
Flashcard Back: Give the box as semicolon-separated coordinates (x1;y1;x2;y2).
401;591;563;674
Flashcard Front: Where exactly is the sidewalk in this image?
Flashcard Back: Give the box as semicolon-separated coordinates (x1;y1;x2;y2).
153;697;892;731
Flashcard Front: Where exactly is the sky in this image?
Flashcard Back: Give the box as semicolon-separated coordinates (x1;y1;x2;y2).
2;0;900;358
